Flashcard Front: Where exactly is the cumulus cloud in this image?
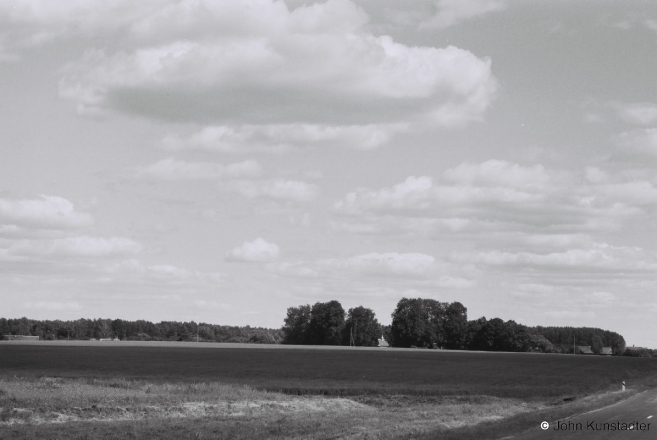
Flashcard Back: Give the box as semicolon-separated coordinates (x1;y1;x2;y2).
614;102;657;125
226;237;280;262
334;160;657;238
161;123;409;152
0;195;93;230
27;0;498;127
457;243;657;272
269;251;476;291
419;0;508;30
134;157;261;180
615;129;657;156
336;160;551;215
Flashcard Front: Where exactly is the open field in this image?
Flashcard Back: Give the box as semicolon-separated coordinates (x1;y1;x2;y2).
2;341;657;397
1;342;657;439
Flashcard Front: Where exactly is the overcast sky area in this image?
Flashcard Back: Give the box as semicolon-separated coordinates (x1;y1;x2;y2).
1;0;657;347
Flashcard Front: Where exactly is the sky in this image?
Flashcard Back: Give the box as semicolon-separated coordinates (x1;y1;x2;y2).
1;0;657;347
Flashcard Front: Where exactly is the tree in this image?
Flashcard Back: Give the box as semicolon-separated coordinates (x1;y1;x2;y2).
307;301;345;345
282;305;311;344
591;335;604;354
443;302;468;349
342;306;382;346
390;298;448;348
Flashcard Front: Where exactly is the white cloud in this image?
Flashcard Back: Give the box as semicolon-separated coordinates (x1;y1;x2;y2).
458;244;657;271
226;237;280;262
0;195;93;230
419;0;508;30
616;129;657;156
45;0;497;127
134;157;261;180
443;160;550;188
227;179;319;203
334;160;657;238
161;123;409;152
614;102;657;125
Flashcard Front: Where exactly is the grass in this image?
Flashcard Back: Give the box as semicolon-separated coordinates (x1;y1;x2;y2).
0;376;548;439
1;344;656;398
1;343;657;439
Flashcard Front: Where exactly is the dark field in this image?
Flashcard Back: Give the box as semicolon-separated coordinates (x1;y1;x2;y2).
2;343;657;398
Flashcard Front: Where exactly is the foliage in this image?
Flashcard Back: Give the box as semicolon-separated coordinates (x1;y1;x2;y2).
342;306;382;346
281;305;311;344
623;347;657;357
307;301;345;345
390;298;469;348
533;326;626;355
0;317;283;344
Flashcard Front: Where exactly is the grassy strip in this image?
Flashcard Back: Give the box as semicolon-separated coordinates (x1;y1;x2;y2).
411;389;644;440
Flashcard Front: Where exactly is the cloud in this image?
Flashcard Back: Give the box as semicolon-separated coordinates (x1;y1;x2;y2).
161;123;409;152
419;0;508;30
8;236;142;258
226;179;319;203
226;237;280;262
134;157;262;180
614;102;657;125
43;0;497;127
0;195;93;230
457;243;657;272
334;160;657;238
615;129;657;156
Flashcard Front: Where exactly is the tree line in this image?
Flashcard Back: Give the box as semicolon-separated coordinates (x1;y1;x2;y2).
1;296;631;355
282;298;628;355
0;317;283;344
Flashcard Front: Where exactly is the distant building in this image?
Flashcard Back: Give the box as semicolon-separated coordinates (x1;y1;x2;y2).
378;338;389;347
2;335;39;341
601;347;613;355
577;345;594;354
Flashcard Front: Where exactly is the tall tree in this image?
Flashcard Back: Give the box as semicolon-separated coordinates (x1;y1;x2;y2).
281;304;311;344
342;306;382;346
390;298;448;348
443;302;468;349
307;300;345;345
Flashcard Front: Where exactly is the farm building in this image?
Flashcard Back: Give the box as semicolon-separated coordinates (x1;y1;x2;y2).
2;335;39;341
601;347;612;355
577;345;594;354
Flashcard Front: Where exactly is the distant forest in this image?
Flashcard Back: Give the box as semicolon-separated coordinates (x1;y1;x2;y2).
0;317;283;344
0;296;639;355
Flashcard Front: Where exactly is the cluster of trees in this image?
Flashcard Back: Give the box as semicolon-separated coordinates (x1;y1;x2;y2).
533;326;626;355
282;298;627;355
0;317;283;344
282;301;382;346
622;347;657;357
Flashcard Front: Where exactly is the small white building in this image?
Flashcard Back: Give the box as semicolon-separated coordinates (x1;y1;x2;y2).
378;338;389;347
